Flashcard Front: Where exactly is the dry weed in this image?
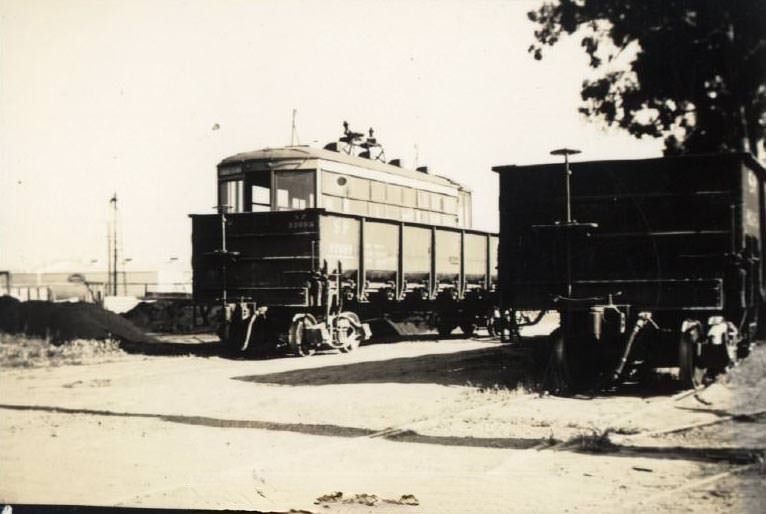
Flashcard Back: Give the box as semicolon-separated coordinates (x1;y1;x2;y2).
565;428;618;453
0;332;125;368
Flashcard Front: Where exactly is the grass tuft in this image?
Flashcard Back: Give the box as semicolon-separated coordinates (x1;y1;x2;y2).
0;332;125;368
565;428;618;453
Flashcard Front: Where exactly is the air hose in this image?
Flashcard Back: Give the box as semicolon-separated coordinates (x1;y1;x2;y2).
611;313;658;382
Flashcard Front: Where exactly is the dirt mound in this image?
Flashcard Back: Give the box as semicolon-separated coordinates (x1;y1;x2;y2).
0;296;155;344
123;300;220;333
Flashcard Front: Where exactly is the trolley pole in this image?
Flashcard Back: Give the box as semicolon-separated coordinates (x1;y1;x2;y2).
551;148;581;297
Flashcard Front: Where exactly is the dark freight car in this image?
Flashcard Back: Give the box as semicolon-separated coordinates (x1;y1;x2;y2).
192;210;497;354
493;153;766;391
192;211;497;306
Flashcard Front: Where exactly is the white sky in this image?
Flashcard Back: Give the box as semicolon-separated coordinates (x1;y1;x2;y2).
0;0;664;272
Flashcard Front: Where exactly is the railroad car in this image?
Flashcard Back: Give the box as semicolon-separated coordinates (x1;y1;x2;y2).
191;125;498;355
493;153;765;391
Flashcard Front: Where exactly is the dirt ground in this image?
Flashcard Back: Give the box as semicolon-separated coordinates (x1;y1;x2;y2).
1;320;765;513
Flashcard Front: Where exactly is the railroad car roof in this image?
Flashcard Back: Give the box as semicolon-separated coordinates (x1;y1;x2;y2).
492;152;766;176
220;146;468;190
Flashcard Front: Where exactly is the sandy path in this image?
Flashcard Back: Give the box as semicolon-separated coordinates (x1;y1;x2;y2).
1;336;764;513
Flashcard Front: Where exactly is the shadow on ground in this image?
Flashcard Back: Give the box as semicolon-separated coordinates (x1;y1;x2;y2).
3;403;761;464
117;330;685;397
563;434;766;465
233;338;548;390
231;336;685;398
4;506;281;514
119;338;232;358
117;330;479;360
0;403;555;450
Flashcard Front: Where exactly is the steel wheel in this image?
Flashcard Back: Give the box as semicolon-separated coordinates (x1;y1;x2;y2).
487;309;512;341
486;312;499;337
544;328;596;395
289;314;317;357
678;331;706;389
460;321;475;337
437;321;454;337
431;311;455;337
336;312;362;353
223;311;247;355
737;339;754;360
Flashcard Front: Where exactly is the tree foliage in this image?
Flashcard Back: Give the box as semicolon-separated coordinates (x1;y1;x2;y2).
528;0;766;156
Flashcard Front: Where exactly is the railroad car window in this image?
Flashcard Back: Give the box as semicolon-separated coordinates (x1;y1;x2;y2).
218;182;227;211
219;179;244;212
401;207;415;222
248;172;271;212
371;181;386;203
234;180;243;212
275;170;315;211
402;188;416;207
277;189;288;208
251;186;270;212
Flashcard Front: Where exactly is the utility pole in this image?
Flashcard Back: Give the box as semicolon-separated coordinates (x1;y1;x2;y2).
106;224;112;297
109;193;118;295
